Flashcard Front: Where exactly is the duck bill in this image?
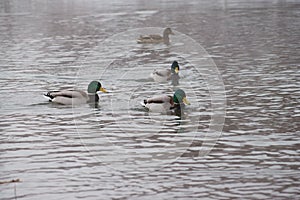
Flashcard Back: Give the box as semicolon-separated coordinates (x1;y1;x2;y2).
100;87;107;93
175;67;179;74
183;97;190;105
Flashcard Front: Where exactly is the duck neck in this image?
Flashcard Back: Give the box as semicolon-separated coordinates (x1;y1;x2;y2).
171;73;179;86
163;33;170;44
87;93;99;103
173;101;185;110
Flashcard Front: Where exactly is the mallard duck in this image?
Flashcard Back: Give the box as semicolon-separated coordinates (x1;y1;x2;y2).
137;28;174;44
151;61;180;83
44;81;107;105
142;89;190;112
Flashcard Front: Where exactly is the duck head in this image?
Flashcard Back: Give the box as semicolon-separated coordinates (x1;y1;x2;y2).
173;89;190;105
164;28;174;36
87;81;107;94
171;61;180;74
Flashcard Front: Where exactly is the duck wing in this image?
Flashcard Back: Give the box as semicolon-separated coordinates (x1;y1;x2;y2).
144;95;172;104
137;34;163;43
148;34;163;40
45;90;87;99
152;69;171;77
143;95;173;112
44;90;88;105
138;34;163;40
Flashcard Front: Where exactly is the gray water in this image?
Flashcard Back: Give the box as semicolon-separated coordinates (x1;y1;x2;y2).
0;0;299;199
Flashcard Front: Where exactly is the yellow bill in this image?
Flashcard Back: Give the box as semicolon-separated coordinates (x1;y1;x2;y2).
100;87;107;93
183;97;190;105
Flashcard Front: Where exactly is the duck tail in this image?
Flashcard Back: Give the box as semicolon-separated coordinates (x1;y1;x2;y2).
140;99;147;107
43;92;54;101
137;36;143;43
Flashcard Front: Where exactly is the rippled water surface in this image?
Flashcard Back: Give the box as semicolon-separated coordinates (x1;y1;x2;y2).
0;0;299;199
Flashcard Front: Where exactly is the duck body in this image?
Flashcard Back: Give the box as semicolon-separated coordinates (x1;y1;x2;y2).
44;90;91;105
142;89;190;113
137;28;174;44
150;69;172;82
143;95;174;112
44;81;107;105
151;61;180;83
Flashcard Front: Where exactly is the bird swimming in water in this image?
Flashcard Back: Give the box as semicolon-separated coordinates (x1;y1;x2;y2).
44;81;107;105
141;89;190;113
150;61;180;84
137;28;174;44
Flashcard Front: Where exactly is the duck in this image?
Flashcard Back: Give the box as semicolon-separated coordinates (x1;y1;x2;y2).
151;61;180;83
44;81;107;105
137;28;174;44
142;89;190;113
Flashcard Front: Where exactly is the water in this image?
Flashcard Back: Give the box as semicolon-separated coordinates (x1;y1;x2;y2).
1;0;299;199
